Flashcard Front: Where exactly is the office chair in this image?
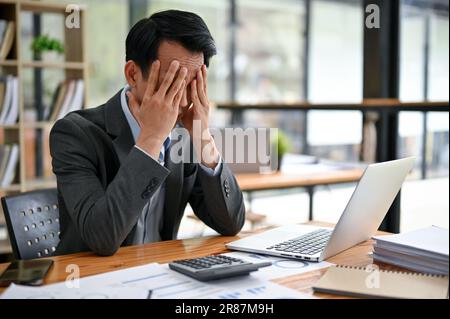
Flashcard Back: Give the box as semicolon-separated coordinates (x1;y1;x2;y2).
1;189;60;260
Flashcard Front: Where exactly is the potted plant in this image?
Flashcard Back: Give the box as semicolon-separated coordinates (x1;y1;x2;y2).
31;35;64;61
273;130;292;171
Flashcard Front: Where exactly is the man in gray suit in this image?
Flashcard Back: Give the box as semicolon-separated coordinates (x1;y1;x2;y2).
50;10;245;256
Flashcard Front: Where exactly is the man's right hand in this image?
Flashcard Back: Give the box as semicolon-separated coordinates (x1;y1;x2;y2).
127;60;187;159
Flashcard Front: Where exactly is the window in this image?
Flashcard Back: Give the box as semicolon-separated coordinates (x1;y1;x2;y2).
399;1;449;178
426;11;449;177
307;0;364;161
398;111;424;178
235;0;306;153
426;112;449;178
400;4;426;102
236;0;305;103
428;9;449;101
399;0;449;232
308;0;363;103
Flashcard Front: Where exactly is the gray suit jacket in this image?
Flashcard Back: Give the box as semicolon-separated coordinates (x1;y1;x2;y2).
49;91;245;256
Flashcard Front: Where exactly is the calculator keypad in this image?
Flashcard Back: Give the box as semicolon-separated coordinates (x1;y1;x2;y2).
173;255;246;270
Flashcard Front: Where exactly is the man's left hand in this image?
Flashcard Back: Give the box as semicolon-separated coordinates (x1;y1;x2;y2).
181;65;220;169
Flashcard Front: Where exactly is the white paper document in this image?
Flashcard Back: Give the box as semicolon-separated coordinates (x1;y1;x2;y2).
0;283;149;299
1;263;313;299
194;278;314;299
221;251;333;280
156;264;314;299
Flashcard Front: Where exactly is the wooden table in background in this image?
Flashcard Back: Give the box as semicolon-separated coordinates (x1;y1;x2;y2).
236;169;364;191
0;221;402;298
235;169;364;221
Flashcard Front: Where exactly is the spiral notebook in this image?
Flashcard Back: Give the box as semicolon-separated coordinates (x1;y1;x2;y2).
313;265;449;299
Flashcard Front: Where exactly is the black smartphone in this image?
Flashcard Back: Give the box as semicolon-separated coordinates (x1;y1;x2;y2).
0;259;54;287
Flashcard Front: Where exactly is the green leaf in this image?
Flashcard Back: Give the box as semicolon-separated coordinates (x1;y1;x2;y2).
30;35;64;54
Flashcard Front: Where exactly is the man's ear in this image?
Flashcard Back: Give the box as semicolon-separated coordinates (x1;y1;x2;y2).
124;60;140;88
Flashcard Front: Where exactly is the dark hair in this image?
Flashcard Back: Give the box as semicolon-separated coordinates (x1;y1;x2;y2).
126;10;217;78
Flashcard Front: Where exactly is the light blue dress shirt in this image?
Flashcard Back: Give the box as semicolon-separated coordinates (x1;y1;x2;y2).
120;85;222;244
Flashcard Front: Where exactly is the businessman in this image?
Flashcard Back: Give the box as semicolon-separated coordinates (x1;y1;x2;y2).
50;10;245;256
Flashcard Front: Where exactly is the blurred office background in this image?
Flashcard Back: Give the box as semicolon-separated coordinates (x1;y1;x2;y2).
0;0;448;254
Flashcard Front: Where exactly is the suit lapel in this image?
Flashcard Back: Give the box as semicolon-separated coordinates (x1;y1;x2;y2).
104;90;134;165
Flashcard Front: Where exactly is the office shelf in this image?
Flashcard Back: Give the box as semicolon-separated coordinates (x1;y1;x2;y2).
25;178;57;191
0;124;20;129
20;0;87;14
0;59;18;67
23;121;55;129
0;184;21;193
22;61;85;70
0;0;88;204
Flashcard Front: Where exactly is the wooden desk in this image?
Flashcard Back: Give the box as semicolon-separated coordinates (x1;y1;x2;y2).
236;168;364;220
0;221;401;298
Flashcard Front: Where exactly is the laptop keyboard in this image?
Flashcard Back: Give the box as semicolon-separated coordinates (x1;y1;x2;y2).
266;229;332;256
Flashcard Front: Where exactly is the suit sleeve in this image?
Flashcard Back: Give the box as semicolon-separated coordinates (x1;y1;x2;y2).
50;117;170;256
188;162;246;236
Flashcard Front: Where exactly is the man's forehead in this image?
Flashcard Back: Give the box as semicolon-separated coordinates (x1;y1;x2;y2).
157;41;204;78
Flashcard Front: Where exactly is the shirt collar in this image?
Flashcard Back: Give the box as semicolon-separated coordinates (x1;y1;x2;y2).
120;85;140;142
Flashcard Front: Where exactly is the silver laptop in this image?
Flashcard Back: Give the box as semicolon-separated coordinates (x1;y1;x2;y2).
226;157;416;262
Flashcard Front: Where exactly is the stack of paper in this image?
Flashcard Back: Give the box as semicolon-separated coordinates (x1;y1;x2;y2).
372;226;449;275
0;284;149;299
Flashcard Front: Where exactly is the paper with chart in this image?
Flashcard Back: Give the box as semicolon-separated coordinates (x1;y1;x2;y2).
221;251;333;280
0;283;148;299
156;264;315;299
0;263;312;299
191;277;316;299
